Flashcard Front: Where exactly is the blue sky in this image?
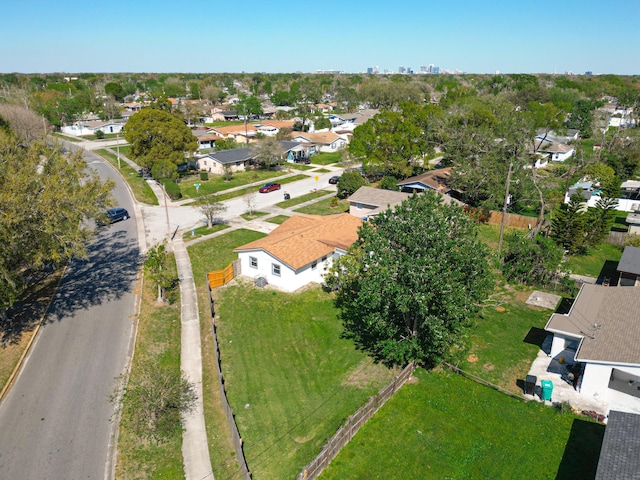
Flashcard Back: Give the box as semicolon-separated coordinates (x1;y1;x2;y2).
1;0;639;75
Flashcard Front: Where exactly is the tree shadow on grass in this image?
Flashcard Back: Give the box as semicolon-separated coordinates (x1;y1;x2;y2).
46;227;141;323
555;418;605;480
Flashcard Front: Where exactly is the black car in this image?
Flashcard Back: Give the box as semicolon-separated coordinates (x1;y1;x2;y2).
328;175;340;184
105;207;129;223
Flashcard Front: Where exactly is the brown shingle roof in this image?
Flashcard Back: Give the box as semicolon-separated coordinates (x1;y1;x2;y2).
546;284;640;365
234;214;362;270
293;131;342;145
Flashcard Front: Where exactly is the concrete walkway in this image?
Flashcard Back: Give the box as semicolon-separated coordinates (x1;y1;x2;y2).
173;238;214;480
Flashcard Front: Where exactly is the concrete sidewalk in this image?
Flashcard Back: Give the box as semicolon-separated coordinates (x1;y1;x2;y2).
173;238;214;480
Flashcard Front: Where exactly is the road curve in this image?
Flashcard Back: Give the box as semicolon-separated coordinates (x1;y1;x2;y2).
0;149;141;479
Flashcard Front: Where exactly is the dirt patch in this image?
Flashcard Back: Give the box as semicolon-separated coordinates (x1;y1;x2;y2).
495;306;506;312
467;354;478;363
483;363;495;371
294;432;316;444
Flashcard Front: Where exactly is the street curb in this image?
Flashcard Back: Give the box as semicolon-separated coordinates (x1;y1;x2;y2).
0;264;68;403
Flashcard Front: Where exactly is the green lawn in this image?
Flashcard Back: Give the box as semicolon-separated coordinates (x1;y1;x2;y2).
189;229;266;273
310;152;342;165
187;174;309;204
95;149;158;205
460;286;554;392
215;285;397;479
275;190;332;208
179;170;282;199
321;369;604;480
240;211;269;220
564;242;623;278
265;215;290;225
182;223;230;240
294;197;349;215
116;255;185;479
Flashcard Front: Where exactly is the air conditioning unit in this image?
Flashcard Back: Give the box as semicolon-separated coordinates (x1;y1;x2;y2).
255;277;268;288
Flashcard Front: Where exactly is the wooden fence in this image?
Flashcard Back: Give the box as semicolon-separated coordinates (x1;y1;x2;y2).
208;284;252;479
296;362;416;480
606;231;628;246
208;260;239;289
464;206;539;230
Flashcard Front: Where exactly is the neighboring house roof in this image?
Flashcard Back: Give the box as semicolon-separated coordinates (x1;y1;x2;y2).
595;410;640;480
211;124;258;135
293;131;344;145
206;148;253;165
234;214;362;270
533;139;574;154
397;168;453;191
617;246;640;275
545;284;640;365
257;120;295;129
348;186;410;217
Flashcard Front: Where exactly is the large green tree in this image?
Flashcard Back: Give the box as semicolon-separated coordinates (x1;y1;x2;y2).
0;126;113;318
123;108;197;169
326;192;493;367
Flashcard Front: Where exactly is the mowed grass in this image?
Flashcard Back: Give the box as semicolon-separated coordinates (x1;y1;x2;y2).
182;223;230;240
95;149;158;205
215;285;397;479
265;215;290;225
275;189;332;208
294;197;349;215
178;170;282;199
310;152;342;165
321;369;604;480
460;286;553;393
116;255;184;479
564;242;623;278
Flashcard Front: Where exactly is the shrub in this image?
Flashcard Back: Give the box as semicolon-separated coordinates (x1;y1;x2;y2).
379;176;399;191
95;129;105;139
200;171;209;181
337;171;365;199
161;179;182;200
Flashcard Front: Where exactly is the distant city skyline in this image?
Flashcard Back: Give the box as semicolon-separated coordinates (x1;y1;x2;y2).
1;0;639;75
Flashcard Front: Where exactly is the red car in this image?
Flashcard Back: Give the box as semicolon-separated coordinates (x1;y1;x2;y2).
259;182;281;193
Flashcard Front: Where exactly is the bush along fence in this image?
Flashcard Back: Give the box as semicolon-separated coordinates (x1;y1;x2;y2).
296;362;416;480
208;272;251;480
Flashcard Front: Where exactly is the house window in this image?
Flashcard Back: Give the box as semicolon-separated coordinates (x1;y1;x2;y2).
311;261;317;270
356;203;362;210
272;263;281;276
249;256;258;269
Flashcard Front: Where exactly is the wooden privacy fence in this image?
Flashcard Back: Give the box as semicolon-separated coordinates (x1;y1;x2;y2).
464;206;539;230
296;362;416;480
208;260;239;289
208;280;252;479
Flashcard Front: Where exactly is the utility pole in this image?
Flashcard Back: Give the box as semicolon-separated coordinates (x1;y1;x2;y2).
497;161;513;256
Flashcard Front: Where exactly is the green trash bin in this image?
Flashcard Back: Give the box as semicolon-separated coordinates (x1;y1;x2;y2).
541;380;553;401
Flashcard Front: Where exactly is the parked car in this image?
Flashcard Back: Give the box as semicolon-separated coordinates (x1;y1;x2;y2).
294;157;311;165
328;175;340;185
105;207;129;224
259;183;281;193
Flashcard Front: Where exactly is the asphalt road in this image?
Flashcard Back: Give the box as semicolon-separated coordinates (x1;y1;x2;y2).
0;149;140;479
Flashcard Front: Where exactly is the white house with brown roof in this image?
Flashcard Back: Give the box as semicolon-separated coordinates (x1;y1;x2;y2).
234;214;362;292
291;131;348;152
545;284;640;413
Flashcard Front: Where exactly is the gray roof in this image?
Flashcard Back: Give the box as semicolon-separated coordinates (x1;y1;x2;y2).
595;410;640;480
546;284;640;365
207;141;299;165
348;186;410;214
207;147;253;164
618;246;640;275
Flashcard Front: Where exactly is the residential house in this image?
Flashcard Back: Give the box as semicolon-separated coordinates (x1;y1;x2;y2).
347;186;410;220
396;168;464;206
234;214;362;292
533;136;575;163
255;120;296;137
61;119;126;137
204;108;238;123
191;128;222;150
291;131;348;152
595;410;640;479
209;124;257;144
545;283;640;414
196;147;253;174
617;246;640;287
330;109;378;135
565;180;640;212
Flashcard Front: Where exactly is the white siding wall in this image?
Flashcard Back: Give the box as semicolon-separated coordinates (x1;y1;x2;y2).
238;250;335;292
